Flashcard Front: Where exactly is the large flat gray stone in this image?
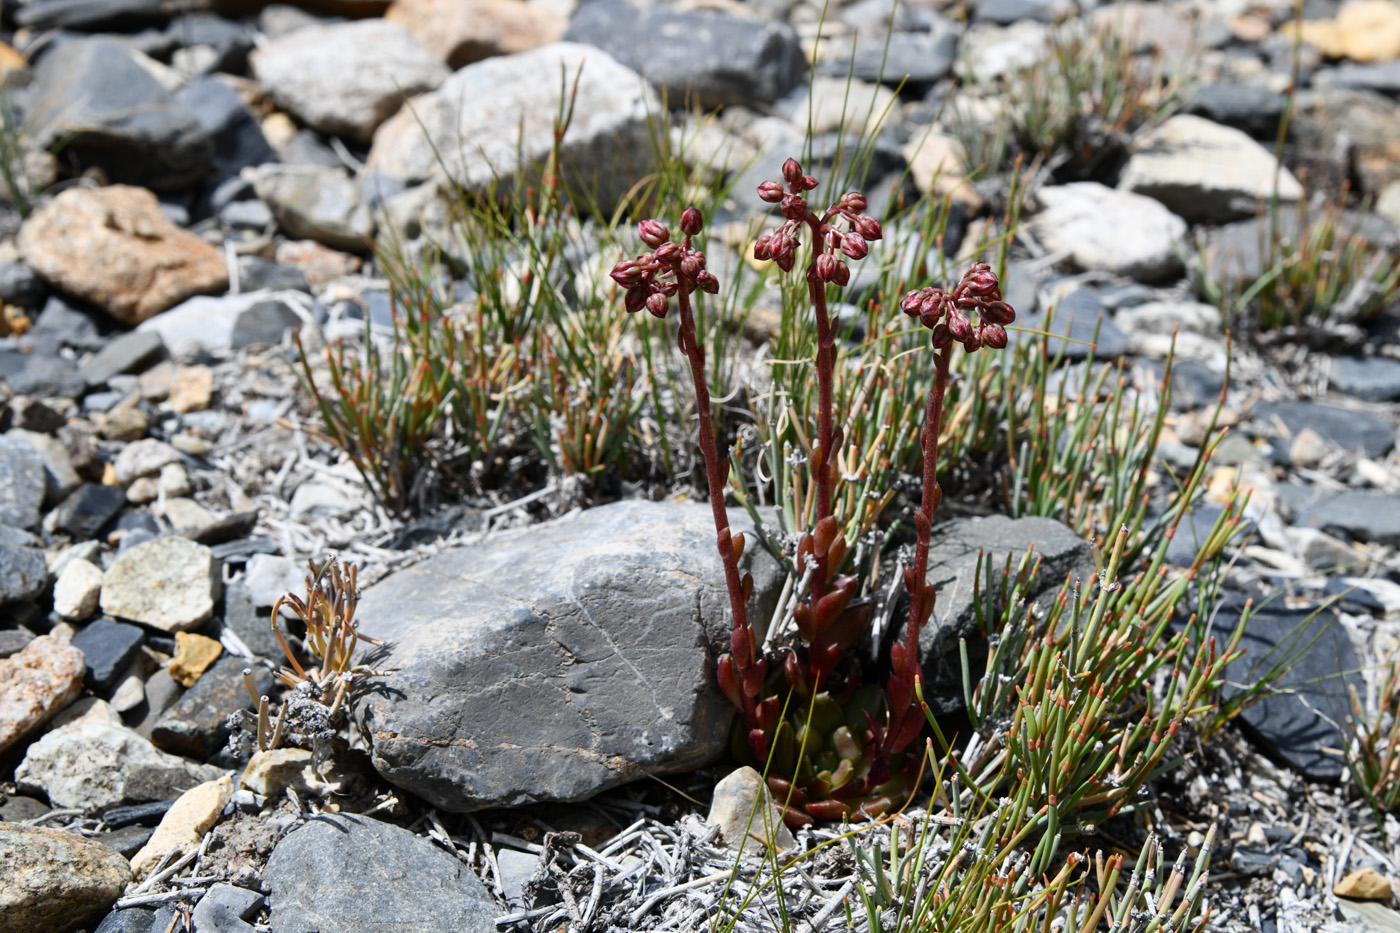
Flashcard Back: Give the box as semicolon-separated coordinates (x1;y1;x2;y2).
352;500;783;813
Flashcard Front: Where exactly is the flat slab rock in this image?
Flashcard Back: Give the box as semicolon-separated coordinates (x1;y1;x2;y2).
352;499;783;813
264;814;497;933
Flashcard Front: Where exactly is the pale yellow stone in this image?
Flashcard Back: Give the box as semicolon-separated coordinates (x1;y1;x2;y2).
167;365;213;413
241;747;319;797
130;775;234;877
1336;867;1396;901
903;131;986;213
1295;0;1400;61
167;632;222;688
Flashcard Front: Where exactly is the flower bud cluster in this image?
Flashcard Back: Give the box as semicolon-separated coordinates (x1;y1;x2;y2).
609;207;718;318
899;262;1016;352
752;158;883;286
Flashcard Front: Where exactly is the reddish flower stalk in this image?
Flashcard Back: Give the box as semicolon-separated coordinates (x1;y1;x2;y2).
754;158;883;688
881;262;1015;757
610;208;772;758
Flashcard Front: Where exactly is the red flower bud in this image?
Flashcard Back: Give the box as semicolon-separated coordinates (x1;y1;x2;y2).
679;206;703;236
696;271;720;293
781;194;807;221
757;180;785;203
815;252;838;283
982;323;1009;349
610;260;642;288
654;240;681;263
753;233;772;260
854;215;882;241
646;292;669;318
638;219;670;248
775;251;796;273
947;309;973;343
981;300;1015;325
842;192;867;213
782;157;804;186
929;322;952;348
840;233;867;260
831;259;850;287
919;310;940;329
800;174;819;192
624;285;647;313
680;253;701;278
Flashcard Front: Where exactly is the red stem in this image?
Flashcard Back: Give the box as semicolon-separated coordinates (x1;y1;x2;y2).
805;216;837;603
675;278;757;726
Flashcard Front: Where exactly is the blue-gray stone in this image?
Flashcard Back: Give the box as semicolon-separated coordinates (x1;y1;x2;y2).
819;29;959;87
0;436;47;530
563;0;805;109
24;38;212;191
1254;400;1394;459
1187;82;1288;139
1331;356;1400;403
0;262;48;309
265;815;498;933
1293;489;1400;547
72;619;146;693
235;258;310;294
191;882;264;933
79;330;166;389
1012;288;1129;359
232;299;301;349
177;75;276;177
52;484;127;540
93;908;156;933
0;537;46;604
17;0;165;29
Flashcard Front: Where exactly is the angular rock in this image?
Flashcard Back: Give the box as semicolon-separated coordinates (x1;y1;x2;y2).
563;0;803;109
253;165;374;253
1323;60;1400;95
1031;182;1187;282
240;748;317;798
1291;489;1400;547
1216;596;1355;780
53;559;104;623
221;581;285;660
0;635;85;756
15;0;165;29
70;618;144;692
1;396;64;434
0;434;46;530
131;775;234;877
1296;0;1400;62
23;38;212;191
1254;400;1395;460
113;439;182;485
1336;867;1396;901
1115;301;1224;364
367;42;658;214
11;428;81;503
138;289;312;363
0;262;47;310
152;656;270;760
1118;114;1303;223
50;484;126;540
707;766;796;856
0;824;133;933
353;500;783;812
1332;357;1400;403
0;537;46;605
191;883;265;933
18;186;227;325
15;700;223;810
93;909;158;933
1186;81;1288;139
1012;287;1129;360
1291;87;1400;197
78;330;166;389
231;298;304;349
251;20;448;142
957;21;1048;80
166;632;223;688
100;536;221;632
264;814;498;933
819;28;958;89
915;516;1094;714
385;0;564;69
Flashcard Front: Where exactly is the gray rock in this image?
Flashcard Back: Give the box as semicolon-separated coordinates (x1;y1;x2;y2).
151;656;272;760
236;257;311;294
15;0;164;28
0;628;35;658
11;428;81;504
78;330;166;389
1319;60;1400;95
190;882;264;933
957;21;1049;80
93;908;156;933
1;397;64;435
71;619;145;693
1195;207;1393;290
1331;357;1400;403
1031;182;1187;282
137;289;309;363
817;28;958;88
100;536;221;632
352;500;783;813
51;484;127;540
1012;287;1129;359
231;298;303;348
0;348;84;398
177;76;277;177
916;516;1094;714
242;554;304;609
1186;82;1288;139
23;38;212;192
221;581;285;660
0;262;48;309
1118;114;1302;223
264;814;498;933
253;165;374;253
1215;596;1355;780
0;434;47;529
0;536;47;604
564;0;804;108
251;20;448;143
1291;490;1400;547
220;199;275;230
1254;400;1395;460
0;823;132;932
367;42;659;215
974;0;1074;24
112;439;183;485
15;700;224;810
31;296;102;352
1115;301;1224;364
